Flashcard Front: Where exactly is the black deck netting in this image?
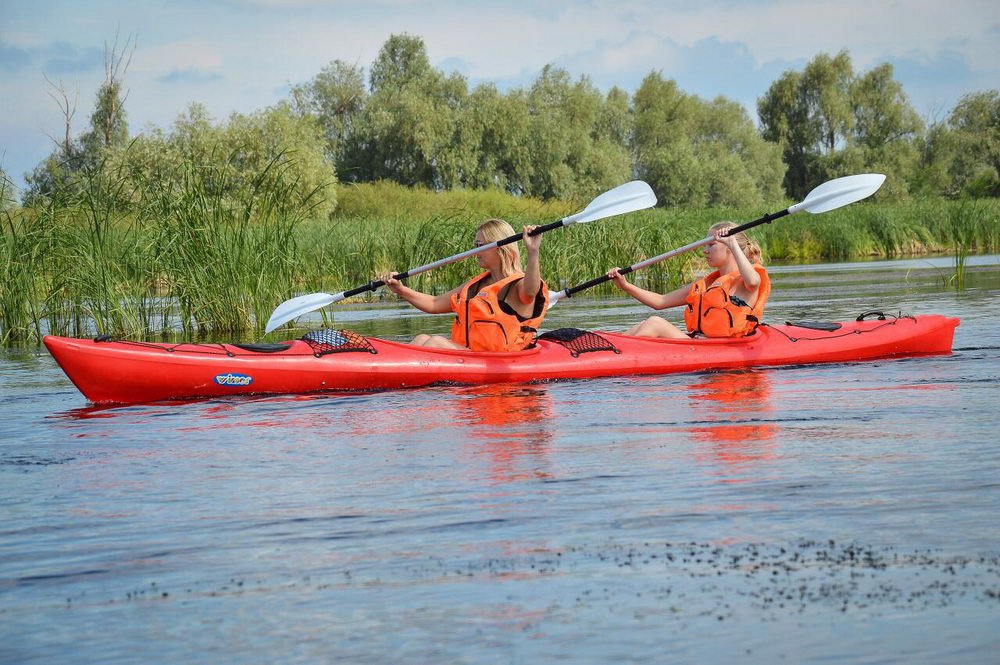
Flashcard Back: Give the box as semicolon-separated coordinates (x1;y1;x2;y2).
301;329;378;356
538;328;620;357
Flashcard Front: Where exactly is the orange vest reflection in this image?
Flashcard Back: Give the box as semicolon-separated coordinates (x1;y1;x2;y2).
686;370;778;467
453;384;554;484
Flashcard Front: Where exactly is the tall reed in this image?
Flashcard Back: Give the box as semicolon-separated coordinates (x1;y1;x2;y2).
145;151;322;334
948;199;987;289
49;156;163;338
1;175;46;343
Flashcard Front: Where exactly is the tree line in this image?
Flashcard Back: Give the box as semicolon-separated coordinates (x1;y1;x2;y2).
18;34;1000;213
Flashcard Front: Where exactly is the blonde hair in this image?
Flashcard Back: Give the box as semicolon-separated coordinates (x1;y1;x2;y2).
477;218;521;276
709;221;763;265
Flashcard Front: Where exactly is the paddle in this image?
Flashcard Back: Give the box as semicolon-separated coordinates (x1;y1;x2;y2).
547;173;886;307
264;180;657;333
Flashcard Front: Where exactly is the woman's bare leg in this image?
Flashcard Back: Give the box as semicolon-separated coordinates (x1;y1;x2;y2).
411;334;466;349
626;316;688;338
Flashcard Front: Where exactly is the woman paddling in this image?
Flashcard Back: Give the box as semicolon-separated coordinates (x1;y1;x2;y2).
383;218;548;351
607;222;770;338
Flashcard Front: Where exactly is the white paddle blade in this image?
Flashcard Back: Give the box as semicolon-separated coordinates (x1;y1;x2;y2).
546;289;565;310
563;181;657;225
791;173;886;215
264;292;341;333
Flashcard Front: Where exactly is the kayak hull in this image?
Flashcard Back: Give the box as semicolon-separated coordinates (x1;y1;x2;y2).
44;315;960;405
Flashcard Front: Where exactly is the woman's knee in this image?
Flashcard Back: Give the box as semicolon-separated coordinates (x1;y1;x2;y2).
638;316;684;338
638;316;667;333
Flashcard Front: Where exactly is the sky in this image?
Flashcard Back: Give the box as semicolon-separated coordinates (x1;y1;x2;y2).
2;0;998;192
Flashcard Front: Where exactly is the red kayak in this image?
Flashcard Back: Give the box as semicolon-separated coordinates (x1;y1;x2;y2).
44;313;959;405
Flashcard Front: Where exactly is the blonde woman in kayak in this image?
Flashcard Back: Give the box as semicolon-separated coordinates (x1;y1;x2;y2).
607;222;770;338
382;219;549;351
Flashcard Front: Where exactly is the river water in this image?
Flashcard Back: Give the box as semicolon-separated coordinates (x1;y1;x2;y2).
2;255;998;664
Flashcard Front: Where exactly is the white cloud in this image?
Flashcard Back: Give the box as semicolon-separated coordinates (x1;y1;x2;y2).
134;40;224;76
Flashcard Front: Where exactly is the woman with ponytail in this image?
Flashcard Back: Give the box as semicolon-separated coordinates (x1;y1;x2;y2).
382;219;548;351
606;222;770;338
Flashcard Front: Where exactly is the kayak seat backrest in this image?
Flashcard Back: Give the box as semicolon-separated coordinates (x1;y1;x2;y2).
301;329;378;357
231;342;294;353
538;328;621;357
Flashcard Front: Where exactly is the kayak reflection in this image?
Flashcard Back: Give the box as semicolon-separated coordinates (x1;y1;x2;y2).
685;369;778;467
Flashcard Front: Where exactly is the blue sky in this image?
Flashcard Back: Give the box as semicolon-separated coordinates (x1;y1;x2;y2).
2;0;998;191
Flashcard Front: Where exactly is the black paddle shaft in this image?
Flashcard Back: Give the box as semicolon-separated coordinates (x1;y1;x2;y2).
344;220;565;298
562;208;790;298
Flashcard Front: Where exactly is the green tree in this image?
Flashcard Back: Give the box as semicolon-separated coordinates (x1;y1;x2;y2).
759;51;854;198
522;65;631;201
759;51;923;199
849;63;923;197
24;35;134;205
313;35;632;199
22;155;74;207
802;51;854;153
946;90;1000;196
911;120;957;196
452;83;534;193
79;57;130;156
344;33;466;187
107;102;338;218
290;60;366;168
634;72;783;207
598;86;632;148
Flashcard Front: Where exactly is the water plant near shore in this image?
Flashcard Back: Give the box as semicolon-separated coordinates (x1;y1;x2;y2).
947;199;995;289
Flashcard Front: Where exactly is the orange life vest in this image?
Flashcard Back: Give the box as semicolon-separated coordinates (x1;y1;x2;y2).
683;265;771;338
450;271;549;352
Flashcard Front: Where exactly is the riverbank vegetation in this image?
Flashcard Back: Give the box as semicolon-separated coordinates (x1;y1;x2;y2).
2;34;998;343
3;174;997;344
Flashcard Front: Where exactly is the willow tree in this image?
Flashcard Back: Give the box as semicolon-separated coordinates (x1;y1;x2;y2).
104;101;337;218
452;83;534;193
759;51;923;199
633;72;784;207
758;51;854;198
290;60;367;169
946;90;1000;197
79;37;133;156
343;33;467;188
522;65;632;201
24;34;135;205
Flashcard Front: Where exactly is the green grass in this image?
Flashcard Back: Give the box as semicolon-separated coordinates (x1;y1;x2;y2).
2;174;998;345
946;199;996;289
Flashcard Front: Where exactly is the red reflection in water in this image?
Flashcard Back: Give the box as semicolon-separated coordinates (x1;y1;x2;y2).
451;384;555;484
686;370;778;468
56;385;556;485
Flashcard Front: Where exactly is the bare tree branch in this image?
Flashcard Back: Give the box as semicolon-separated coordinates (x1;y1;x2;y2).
42;72;78;157
100;29;138;147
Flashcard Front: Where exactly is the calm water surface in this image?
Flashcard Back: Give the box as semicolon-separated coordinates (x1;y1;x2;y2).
2;256;999;664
